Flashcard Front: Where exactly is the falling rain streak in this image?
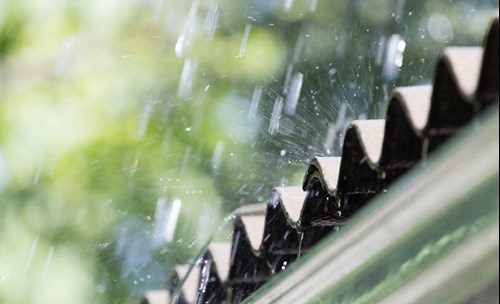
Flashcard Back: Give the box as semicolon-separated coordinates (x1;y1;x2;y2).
175;1;199;57
43;246;54;277
153;0;164;21
25;236;39;271
248;85;263;119
137;99;157;139
324;123;337;155
269;96;284;135
283;64;294;94
309;0;318;13
381;34;406;79
323;103;349;154
204;4;220;42
211;141;225;171
153;197;169;246
180;146;192;174
0;151;8;190
165;199;181;243
284;0;294;13
179;59;197;99
153;197;182;244
238;24;252;58
54;36;76;76
285;72;304;115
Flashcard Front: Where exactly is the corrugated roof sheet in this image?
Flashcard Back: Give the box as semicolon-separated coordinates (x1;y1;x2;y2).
141;15;499;304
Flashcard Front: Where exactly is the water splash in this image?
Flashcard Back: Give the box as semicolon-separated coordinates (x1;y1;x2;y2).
230;232;241;266
297;232;304;261
328;68;338;86
421;137;430;167
281;261;288;271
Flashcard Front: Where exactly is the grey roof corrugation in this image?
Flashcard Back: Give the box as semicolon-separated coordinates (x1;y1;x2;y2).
141;15;499;304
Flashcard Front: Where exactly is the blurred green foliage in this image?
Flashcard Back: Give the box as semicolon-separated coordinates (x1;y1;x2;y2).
0;0;497;302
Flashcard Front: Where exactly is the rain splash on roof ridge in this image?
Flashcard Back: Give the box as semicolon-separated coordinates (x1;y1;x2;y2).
141;15;499;304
